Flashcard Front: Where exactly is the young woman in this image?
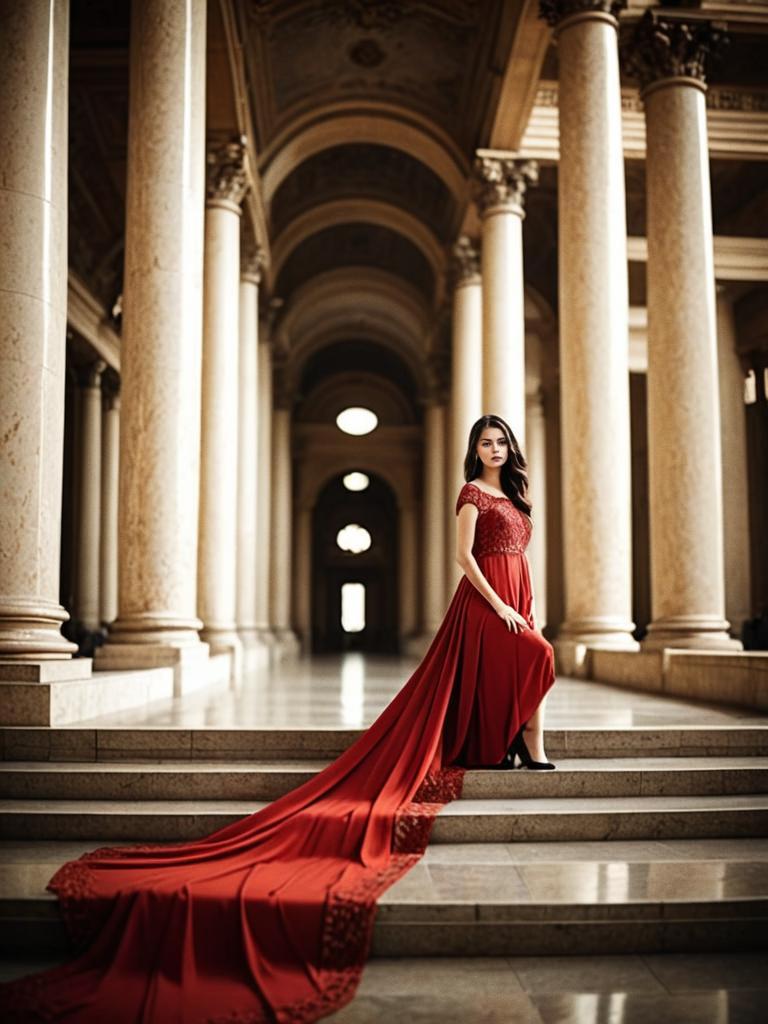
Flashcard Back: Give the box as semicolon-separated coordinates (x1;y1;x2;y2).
1;414;556;1024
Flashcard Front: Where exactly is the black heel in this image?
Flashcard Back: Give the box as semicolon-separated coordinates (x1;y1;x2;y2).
510;727;556;771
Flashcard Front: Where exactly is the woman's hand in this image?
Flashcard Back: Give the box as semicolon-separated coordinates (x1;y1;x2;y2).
493;602;528;633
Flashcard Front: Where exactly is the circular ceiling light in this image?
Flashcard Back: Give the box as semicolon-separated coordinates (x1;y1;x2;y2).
336;524;372;554
343;472;370;492
336;407;378;436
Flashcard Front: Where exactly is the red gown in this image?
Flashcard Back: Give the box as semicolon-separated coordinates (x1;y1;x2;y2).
1;481;555;1024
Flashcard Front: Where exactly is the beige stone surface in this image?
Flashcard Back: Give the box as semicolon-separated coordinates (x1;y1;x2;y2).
198;201;243;660
256;339;274;639
236;271;260;645
0;0;76;659
269;407;293;633
102;0;207;654
643;79;739;651
99;394;120;625
423;403;446;633
554;11;636;650
75;362;105;631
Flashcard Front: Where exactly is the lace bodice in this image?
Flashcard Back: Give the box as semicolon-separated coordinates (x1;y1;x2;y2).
455;481;532;557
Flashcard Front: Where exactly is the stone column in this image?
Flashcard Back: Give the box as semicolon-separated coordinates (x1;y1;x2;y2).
293;505;312;654
269;397;298;655
540;0;637;663
98;0;208;678
99;390;120;626
625;11;739;649
399;502;419;644
197;139;248;674
526;388;548;631
421;396;447;635
236;245;265;665
255;331;275;648
716;286;751;636
446;237;483;595
0;0;79;663
474;153;538;447
75;361;106;634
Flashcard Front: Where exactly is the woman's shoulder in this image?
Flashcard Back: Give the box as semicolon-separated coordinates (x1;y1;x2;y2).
455;481;487;515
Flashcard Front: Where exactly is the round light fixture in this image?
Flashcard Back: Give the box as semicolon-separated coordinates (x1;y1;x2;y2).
343;471;370;492
336;407;378;436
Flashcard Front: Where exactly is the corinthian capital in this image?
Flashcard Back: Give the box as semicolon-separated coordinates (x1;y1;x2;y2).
623;10;728;94
241;243;266;284
473;153;539;217
206;136;249;208
539;0;626;30
450;236;480;286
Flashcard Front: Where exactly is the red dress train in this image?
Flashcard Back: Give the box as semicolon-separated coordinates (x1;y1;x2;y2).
1;481;555;1023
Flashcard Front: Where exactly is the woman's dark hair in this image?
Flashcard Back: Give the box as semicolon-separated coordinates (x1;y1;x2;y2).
463;413;532;517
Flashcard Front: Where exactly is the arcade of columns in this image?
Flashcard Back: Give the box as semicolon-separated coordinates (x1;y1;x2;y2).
0;0;752;706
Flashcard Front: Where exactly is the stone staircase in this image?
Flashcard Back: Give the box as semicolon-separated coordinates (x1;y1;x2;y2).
1;722;767;958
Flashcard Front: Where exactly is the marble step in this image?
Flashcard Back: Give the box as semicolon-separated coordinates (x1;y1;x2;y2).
1;757;766;802
2;724;768;763
2;839;766;957
1;793;767;843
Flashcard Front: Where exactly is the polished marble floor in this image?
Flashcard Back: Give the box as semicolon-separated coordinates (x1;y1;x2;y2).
78;652;768;730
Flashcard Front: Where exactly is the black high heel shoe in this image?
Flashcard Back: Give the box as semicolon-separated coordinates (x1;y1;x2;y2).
509;727;556;770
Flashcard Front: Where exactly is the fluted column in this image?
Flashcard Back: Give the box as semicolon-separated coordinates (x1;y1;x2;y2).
716;287;751;636
99;0;207;669
625;11;739;650
474;153;538;445
255;333;275;647
75;361;106;633
446;237;483;596
540;0;636;658
526;388;548;631
269;400;297;652
236;245;264;660
422;396;447;634
99;391;120;626
0;0;77;662
197;139;248;672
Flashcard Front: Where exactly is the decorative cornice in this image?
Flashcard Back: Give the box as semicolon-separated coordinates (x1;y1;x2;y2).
622;10;728;95
539;0;626;30
241;243;266;284
206;136;249;209
473;153;539;217
449;236;481;287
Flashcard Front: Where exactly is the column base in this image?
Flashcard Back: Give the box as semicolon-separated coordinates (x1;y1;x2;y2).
403;632;435;659
641;619;743;652
556;619;639;676
95;639;211;697
0;598;78;659
200;627;243;683
238;628;271;673
270;628;301;662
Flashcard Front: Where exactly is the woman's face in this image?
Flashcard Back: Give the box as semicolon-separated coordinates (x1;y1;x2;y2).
476;428;509;470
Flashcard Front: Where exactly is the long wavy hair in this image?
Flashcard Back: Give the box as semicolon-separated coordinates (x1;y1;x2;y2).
462;413;532;518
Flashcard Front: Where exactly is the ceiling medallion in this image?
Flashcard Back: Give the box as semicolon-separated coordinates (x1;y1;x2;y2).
343;0;405;31
349;37;385;67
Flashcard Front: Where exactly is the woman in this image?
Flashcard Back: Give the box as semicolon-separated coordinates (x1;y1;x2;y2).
1;414;555;1024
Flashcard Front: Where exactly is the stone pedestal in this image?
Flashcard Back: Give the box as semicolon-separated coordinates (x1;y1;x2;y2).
541;0;637;659
197;140;248;677
75;361;106;634
0;0;78;665
97;0;210;688
446;238;482;598
625;10;740;650
474;153;538;446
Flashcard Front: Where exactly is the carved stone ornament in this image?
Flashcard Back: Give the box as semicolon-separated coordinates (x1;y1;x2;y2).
450;236;480;285
206;136;249;207
241;244;266;283
539;0;627;29
473;156;539;216
622;10;728;93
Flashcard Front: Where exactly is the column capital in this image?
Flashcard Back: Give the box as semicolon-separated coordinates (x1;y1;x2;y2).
622;9;728;97
206;136;249;211
539;0;626;32
473;152;538;218
241;243;266;284
81;359;107;389
450;235;481;287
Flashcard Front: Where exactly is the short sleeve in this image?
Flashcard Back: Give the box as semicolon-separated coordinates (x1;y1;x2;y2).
455;483;481;516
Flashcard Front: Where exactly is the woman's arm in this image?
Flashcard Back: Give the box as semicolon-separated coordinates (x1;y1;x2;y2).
455;504;505;611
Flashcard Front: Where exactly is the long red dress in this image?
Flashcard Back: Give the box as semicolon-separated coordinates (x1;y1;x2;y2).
1;481;555;1024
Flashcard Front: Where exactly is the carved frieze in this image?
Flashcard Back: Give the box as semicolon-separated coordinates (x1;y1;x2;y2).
622;10;728;92
473;155;539;216
206;137;249;207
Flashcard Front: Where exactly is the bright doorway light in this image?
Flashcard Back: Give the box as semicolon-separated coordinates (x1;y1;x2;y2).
336;407;378;435
336;523;372;554
343;471;370;492
341;582;365;633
